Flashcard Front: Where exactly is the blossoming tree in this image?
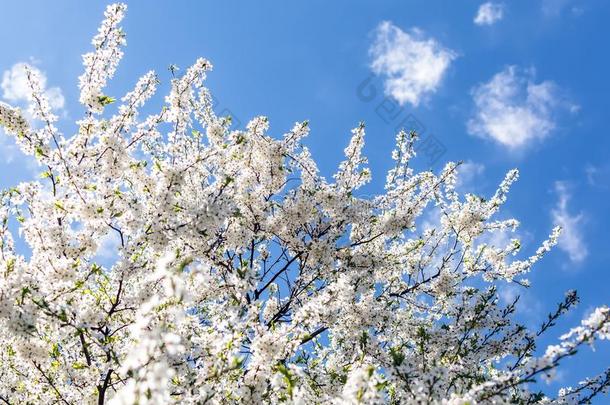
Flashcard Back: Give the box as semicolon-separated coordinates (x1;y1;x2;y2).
0;4;608;404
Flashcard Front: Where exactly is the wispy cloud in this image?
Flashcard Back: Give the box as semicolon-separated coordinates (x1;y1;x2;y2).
542;0;585;17
1;62;65;111
468;66;575;149
369;21;457;107
0;128;20;164
455;160;486;192
552;181;588;264
585;164;610;190
474;2;505;26
497;282;546;328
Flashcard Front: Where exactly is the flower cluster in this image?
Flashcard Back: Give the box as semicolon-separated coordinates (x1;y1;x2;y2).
0;4;608;404
0;102;28;137
79;3;127;113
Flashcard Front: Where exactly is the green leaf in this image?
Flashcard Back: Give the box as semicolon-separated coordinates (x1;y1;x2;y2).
275;364;296;398
50;343;60;358
5;257;15;274
97;95;116;106
35;146;45;159
389;347;405;367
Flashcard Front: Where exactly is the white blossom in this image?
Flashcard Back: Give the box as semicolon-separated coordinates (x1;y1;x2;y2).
0;4;606;405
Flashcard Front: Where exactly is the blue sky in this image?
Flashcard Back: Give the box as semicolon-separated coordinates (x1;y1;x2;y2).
1;0;609;398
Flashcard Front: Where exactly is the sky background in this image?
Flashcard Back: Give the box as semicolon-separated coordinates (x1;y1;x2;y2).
1;0;609;400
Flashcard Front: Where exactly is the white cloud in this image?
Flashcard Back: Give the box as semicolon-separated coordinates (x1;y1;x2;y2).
585;164;610;190
468;66;574;149
0;62;65;167
474;2;505;26
497;283;545;327
0;128;19;164
1;62;65;111
456;161;485;191
552;181;587;264
484;228;515;249
93;232;121;264
369;21;457;107
0;126;43;174
44;86;66;111
542;0;584;17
